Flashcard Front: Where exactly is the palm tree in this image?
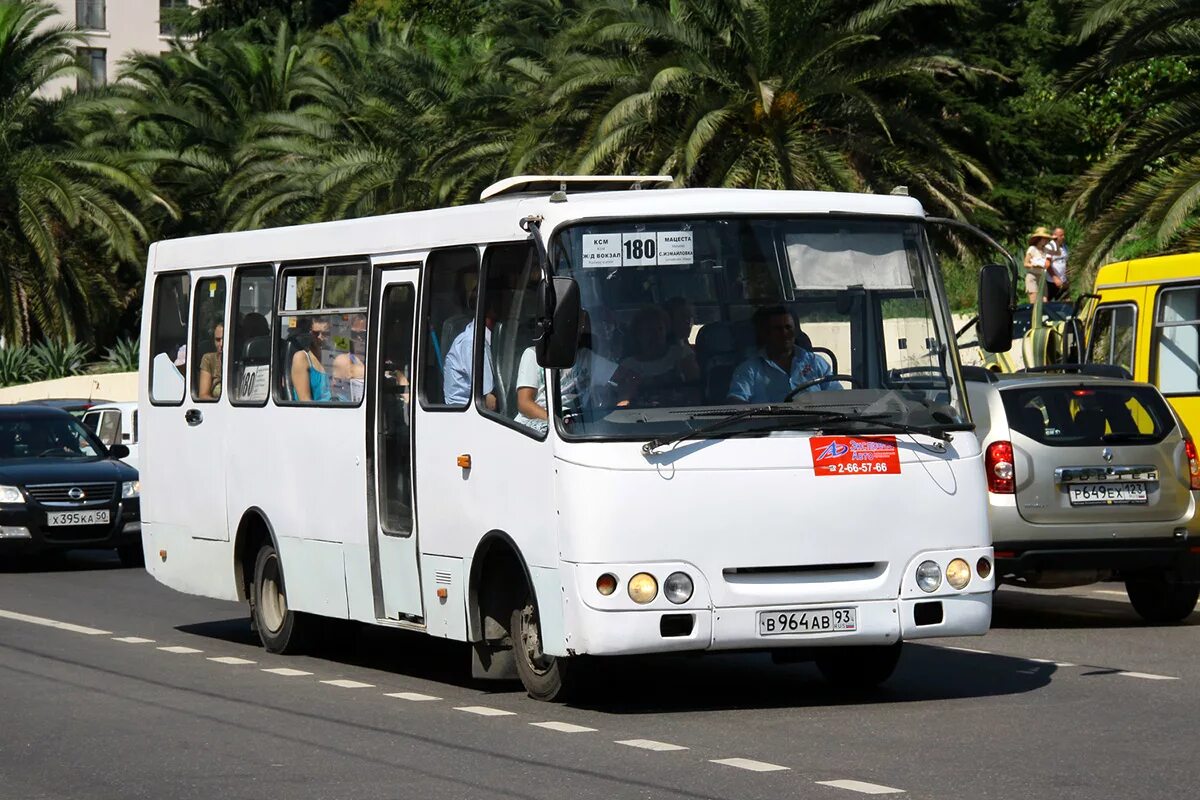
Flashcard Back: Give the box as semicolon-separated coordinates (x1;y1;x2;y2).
1069;0;1200;268
0;0;168;345
548;0;990;220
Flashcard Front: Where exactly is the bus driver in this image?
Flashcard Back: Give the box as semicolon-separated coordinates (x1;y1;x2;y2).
727;305;839;403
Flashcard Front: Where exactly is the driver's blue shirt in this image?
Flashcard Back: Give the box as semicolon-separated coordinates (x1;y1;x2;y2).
727;349;839;403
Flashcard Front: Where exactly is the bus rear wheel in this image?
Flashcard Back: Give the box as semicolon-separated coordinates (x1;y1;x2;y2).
252;543;312;654
512;603;574;702
815;642;902;690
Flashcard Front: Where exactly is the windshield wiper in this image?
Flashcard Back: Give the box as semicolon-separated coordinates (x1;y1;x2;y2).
817;416;968;444
642;407;897;456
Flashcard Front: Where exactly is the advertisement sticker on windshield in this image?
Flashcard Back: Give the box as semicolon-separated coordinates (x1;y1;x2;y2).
810;436;901;476
582;231;694;267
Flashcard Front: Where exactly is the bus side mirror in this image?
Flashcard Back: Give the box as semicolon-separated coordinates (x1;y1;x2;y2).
978;263;1014;352
536;276;581;368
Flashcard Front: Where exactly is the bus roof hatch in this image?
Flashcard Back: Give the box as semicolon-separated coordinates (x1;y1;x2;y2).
480;174;674;202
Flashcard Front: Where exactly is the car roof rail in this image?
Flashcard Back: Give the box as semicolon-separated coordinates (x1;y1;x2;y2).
960;365;998;383
1018;364;1133;380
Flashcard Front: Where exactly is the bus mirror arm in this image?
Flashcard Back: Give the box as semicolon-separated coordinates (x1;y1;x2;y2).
926;217;1017;354
520;215;582;369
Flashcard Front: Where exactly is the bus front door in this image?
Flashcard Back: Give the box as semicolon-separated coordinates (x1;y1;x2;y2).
368;270;423;621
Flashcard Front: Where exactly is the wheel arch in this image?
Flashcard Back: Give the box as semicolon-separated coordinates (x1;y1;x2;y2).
232;507;280;602
467;529;538;643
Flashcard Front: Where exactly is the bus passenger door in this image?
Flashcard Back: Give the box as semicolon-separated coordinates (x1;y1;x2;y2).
368;269;423;621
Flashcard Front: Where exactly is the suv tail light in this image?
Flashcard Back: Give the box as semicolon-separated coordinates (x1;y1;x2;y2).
1186;439;1200;490
985;440;1015;493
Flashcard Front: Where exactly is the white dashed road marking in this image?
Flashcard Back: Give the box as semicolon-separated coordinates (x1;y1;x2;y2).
454;706;516;717
157;646;202;654
1092;589;1128;597
615;739;688;752
817;779;905;794
112;636;155;644
1118;671;1178;681
710;758;789;772
529;721;596;733
321;679;375;689
385;692;440;702
0;609;111;636
940;645;990;655
208;656;256;665
261;667;313;677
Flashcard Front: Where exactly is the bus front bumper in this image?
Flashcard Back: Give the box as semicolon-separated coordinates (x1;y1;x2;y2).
565;593;992;657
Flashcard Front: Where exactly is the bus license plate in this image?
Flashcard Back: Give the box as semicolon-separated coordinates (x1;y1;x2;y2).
46;510;110;527
758;607;856;636
1068;482;1147;505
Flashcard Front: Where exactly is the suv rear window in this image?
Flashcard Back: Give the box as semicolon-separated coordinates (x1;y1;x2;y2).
1001;384;1175;447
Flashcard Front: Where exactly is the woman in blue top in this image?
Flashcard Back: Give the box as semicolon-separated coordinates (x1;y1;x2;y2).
290;319;332;402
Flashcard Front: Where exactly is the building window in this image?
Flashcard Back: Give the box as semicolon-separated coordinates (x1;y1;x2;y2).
160;0;190;36
76;0;105;31
77;48;106;90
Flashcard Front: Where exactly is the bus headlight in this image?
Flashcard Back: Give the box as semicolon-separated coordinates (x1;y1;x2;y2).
628;572;658;604
0;485;24;504
916;560;941;593
663;572;693;604
946;558;971;589
122;481;141;499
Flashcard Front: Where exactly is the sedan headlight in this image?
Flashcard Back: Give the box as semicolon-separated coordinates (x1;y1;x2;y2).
0;485;24;504
121;481;141;499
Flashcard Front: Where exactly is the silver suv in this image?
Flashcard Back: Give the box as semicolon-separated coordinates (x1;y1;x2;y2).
964;366;1200;622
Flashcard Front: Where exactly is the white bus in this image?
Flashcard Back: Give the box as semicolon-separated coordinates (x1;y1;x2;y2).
139;176;1012;700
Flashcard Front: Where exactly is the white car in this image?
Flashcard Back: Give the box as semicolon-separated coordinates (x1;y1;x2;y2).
81;402;139;471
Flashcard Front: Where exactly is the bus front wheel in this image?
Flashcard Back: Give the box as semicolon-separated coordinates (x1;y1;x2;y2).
815;642;902;690
512;603;574;702
252;543;312;654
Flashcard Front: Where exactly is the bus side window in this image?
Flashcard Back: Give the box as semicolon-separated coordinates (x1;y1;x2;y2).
191;276;228;403
230;265;274;405
1155;289;1200;393
149;273;190;405
275;263;368;405
478;242;544;434
1089;304;1136;376
420;247;480;410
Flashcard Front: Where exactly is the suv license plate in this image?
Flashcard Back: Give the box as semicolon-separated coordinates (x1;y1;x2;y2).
1068;482;1148;505
46;509;110;526
758;607;857;636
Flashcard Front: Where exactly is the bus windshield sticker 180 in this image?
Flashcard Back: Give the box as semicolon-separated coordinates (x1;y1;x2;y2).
582;231;693;268
809;436;901;476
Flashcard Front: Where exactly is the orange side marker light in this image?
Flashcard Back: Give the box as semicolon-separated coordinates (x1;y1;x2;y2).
457;454;472;469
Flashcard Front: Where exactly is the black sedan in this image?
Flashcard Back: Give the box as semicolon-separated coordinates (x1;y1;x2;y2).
0;406;142;566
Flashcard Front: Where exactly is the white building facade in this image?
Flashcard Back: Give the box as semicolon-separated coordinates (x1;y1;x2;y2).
46;1;200;93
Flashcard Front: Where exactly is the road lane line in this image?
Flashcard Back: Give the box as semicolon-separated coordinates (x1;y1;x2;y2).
817;779;905;794
385;692;440;702
530;721;596;733
616;739;688;752
1092;590;1127;596
0;609;111;636
709;758;789;772
1118;671;1178;681
939;645;990;655
157;646;202;654
112;636;155;644
208;656;256;665
261;667;313;677
454;706;516;717
321;679;375;689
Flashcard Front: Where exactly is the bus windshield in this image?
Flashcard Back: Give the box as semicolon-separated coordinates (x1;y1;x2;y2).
550;216;965;441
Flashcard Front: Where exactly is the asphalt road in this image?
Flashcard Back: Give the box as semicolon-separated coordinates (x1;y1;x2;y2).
2;552;1198;800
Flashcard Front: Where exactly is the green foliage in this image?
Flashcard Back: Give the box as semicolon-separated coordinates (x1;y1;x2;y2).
0;346;38;387
100;337;140;374
29;339;92;380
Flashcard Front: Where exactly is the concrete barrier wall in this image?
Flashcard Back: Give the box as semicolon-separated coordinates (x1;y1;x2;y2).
0;372;138;405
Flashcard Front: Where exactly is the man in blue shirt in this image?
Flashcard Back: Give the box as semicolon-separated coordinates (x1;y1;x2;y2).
727;306;840;403
443;293;498;409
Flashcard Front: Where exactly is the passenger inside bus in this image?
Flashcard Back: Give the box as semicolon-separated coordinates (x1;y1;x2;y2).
617;306;701;406
727;305;839;403
443;290;498;410
290;318;332;403
198;323;224;400
332;315;367;403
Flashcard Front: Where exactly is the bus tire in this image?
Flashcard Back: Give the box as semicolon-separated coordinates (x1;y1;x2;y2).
1126;577;1200;624
511;603;573;702
815;642;902;690
251;543;312;654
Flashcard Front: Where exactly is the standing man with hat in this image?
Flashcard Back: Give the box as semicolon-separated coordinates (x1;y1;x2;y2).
1023;227;1053;305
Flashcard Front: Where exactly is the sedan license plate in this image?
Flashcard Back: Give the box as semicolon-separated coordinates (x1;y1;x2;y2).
758;607;856;636
1068;482;1148;506
46;509;110;526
